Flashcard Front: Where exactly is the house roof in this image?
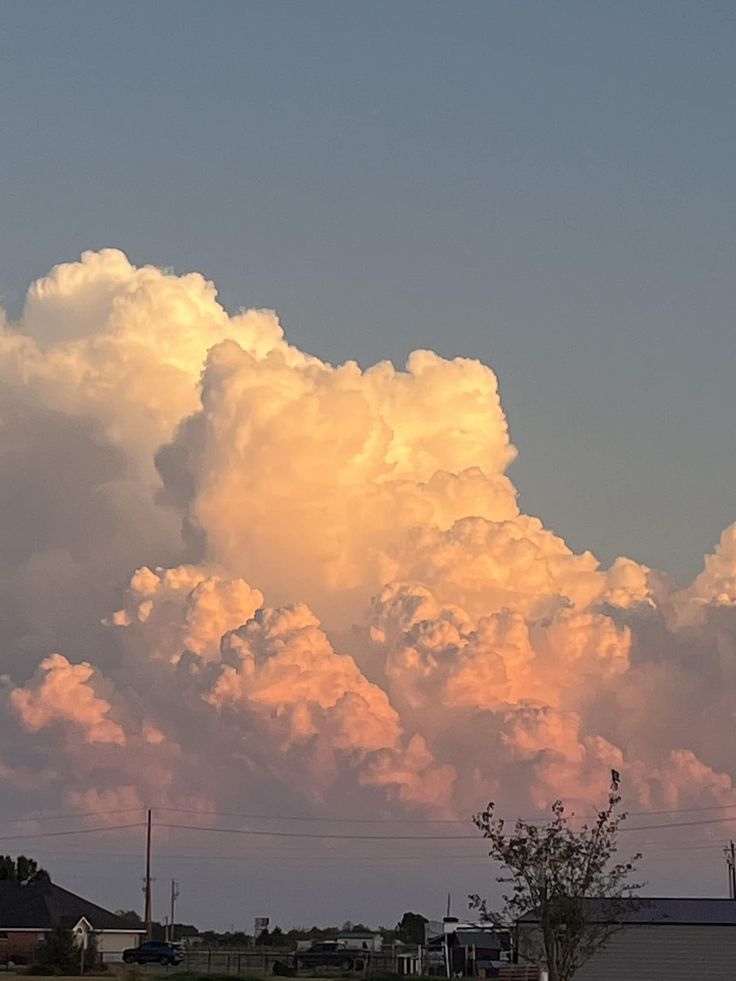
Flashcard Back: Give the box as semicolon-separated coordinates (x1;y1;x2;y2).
518;897;736;927
0;880;143;932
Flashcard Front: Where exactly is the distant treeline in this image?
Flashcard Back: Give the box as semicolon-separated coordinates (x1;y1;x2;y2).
114;911;427;948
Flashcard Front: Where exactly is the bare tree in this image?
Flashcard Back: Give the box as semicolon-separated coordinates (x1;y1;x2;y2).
471;771;642;981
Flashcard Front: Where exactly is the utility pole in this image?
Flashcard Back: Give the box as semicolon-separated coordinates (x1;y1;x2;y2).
145;809;153;939
726;842;736;899
169;879;179;942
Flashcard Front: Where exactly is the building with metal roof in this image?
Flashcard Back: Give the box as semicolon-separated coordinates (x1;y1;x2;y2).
517;897;736;981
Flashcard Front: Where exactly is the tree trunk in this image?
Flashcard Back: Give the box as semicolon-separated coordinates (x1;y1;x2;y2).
542;917;559;981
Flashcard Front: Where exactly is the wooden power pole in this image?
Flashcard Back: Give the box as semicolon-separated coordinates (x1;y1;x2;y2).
169;879;179;942
144;809;153;938
725;841;736;898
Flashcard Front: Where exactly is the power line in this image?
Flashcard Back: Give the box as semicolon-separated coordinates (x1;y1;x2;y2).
0;823;146;843
157;822;479;841
153;800;736;825
3;799;736;847
153;805;472;825
13;832;732;861
28;840;729;867
622;814;736;833
4;798;736;832
1;813;733;846
0;807;145;827
19;840;729;868
157;813;736;840
626;802;736;819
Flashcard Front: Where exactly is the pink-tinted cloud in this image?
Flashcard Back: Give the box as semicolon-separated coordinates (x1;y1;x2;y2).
1;250;736;847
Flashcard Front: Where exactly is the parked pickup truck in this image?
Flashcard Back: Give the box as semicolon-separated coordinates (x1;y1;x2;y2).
295;941;365;971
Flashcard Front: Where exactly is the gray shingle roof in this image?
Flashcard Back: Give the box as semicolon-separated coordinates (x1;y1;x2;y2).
518;897;736;926
0;881;143;931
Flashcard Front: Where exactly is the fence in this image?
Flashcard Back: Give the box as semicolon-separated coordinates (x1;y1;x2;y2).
181;949;282;975
179;950;406;976
176;949;540;979
497;968;540;981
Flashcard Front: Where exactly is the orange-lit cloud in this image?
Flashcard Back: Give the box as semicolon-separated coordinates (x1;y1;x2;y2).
2;249;736;832
10;654;125;745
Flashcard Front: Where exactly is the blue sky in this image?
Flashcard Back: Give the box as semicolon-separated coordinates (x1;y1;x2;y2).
2;0;735;581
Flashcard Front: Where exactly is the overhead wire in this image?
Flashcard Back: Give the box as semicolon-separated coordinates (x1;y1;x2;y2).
0;823;146;843
155;812;736;840
3;802;736;849
151;800;736;824
5;798;736;832
0;806;146;827
156;822;480;841
153;805;469;825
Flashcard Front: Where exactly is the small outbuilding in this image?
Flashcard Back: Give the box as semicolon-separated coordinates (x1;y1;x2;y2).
516;896;736;981
0;880;145;965
424;919;510;976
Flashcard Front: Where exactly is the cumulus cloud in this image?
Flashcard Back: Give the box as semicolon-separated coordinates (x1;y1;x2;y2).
110;564;264;662
156;339;519;623
10;654;126;746
3;249;736;852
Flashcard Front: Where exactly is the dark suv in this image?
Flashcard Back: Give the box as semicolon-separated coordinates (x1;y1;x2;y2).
122;940;185;966
295;941;362;971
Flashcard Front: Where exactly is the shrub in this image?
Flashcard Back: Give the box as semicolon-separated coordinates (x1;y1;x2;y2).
35;927;77;973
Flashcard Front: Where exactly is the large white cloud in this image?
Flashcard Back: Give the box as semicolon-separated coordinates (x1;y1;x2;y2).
3;249;736;852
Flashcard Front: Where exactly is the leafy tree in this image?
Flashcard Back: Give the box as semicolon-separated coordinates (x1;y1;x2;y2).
395;912;427;945
0;854;50;885
115;909;143;926
471;771;642;981
255;927;272;946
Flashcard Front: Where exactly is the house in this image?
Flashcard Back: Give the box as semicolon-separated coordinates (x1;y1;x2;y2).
0;880;145;965
516;897;736;981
